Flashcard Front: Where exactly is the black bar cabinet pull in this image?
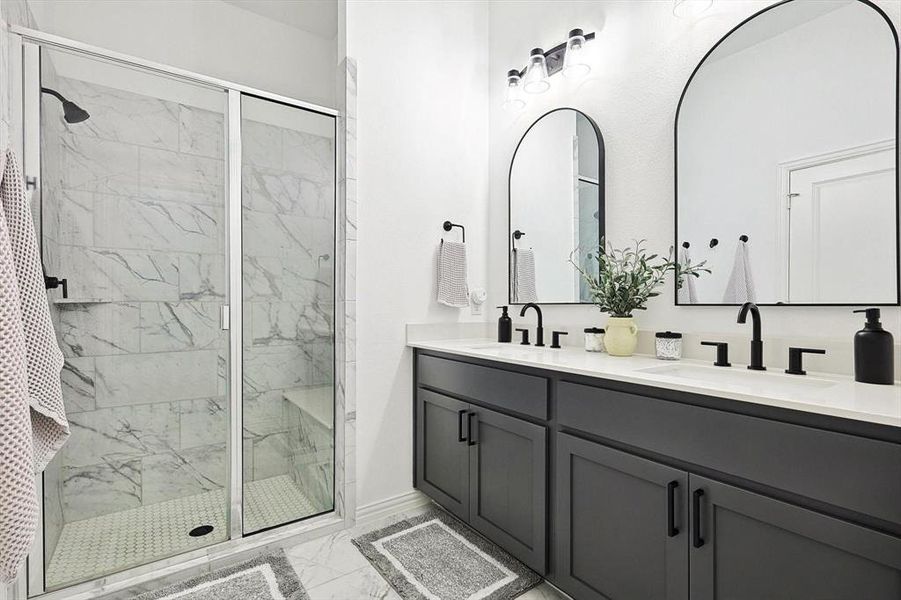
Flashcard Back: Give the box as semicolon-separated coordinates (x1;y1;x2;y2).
667;481;679;537
467;412;478;446
692;489;705;548
457;409;468;442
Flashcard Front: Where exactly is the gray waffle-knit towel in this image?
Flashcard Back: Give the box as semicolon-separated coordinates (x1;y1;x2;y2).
512;248;538;303
722;240;756;304
0;149;69;583
437;240;470;308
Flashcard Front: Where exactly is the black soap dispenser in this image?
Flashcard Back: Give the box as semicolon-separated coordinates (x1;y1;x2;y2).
853;308;894;385
497;306;512;343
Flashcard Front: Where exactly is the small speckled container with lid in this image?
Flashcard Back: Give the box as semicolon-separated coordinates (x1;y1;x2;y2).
584;328;605;352
655;331;683;360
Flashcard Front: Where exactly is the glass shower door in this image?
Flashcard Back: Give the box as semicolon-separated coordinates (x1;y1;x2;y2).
240;95;336;534
37;46;230;590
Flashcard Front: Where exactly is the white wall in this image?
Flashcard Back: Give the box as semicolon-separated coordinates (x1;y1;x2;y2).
678;2;895;302
347;0;490;507
25;0;337;107
488;0;900;355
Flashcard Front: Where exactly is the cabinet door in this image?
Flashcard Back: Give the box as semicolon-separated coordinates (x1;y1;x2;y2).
689;475;901;600
415;389;470;521
468;406;547;573
556;433;689;600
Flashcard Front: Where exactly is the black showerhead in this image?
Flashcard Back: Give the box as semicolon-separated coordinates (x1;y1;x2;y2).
41;87;90;124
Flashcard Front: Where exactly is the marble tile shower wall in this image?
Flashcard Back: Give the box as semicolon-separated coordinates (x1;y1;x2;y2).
241;109;336;511
43;76;335;527
44;75;230;526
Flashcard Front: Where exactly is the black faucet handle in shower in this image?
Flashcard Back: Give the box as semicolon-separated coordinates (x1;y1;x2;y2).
44;274;68;299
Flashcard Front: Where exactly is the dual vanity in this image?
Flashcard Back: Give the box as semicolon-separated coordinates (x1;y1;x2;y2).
426;0;901;597
409;338;901;599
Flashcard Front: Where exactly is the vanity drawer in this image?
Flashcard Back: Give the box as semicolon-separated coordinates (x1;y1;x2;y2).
558;381;901;527
417;354;548;420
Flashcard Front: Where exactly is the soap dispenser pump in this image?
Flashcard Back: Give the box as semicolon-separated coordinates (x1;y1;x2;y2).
497;306;512;343
852;308;894;385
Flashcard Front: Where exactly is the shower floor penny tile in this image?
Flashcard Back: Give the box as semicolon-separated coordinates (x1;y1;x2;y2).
46;475;317;590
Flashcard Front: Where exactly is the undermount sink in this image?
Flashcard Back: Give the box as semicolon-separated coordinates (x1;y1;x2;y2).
637;364;837;394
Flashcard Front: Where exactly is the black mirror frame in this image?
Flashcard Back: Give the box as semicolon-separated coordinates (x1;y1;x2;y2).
673;0;900;307
508;107;606;305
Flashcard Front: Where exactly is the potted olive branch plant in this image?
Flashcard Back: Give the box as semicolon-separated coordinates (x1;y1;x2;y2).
570;239;709;356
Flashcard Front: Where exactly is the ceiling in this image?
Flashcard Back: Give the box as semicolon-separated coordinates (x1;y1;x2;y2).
221;0;338;39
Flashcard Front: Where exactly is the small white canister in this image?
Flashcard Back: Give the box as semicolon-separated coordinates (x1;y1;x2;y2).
584;327;605;352
655;331;683;360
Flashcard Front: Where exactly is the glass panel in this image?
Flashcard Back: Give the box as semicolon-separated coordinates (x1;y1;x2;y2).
240;95;336;534
38;46;229;590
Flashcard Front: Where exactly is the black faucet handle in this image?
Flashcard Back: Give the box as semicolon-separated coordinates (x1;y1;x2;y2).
700;341;731;367
550;331;568;349
785;347;826;376
515;328;530;345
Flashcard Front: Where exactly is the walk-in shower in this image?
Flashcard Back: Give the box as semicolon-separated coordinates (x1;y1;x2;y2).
12;29;339;597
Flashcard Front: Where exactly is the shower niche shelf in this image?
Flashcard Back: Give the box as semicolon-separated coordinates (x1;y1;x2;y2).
53;298;108;305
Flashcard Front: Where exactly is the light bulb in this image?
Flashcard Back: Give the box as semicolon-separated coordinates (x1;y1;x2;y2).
563;28;591;79
673;0;713;18
523;48;550;94
502;69;526;111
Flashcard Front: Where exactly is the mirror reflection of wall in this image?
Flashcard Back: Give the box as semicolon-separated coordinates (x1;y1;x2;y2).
676;0;898;306
509;109;604;304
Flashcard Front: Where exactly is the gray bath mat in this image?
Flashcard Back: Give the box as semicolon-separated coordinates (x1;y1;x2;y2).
134;552;307;600
352;508;541;600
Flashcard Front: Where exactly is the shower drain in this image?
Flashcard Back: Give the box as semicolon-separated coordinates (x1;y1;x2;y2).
188;525;214;537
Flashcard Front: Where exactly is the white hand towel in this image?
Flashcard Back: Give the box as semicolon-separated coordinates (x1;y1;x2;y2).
437;240;470;308
0;149;69;583
677;247;698;304
512;248;538;303
722;241;756;304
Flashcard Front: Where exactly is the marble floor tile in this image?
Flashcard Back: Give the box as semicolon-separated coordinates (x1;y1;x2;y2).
305;565;402;600
519;582;573;600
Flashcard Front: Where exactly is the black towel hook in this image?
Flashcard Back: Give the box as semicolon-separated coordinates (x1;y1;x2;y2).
442;220;465;243
682;241;690;249
512;230;525;250
709;238;719;248
739;234;749;243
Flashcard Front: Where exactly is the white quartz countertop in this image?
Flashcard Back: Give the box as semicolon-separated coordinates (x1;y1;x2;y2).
408;338;901;429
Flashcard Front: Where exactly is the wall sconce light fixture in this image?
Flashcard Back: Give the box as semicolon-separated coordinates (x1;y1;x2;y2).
504;27;595;110
503;69;526;111
673;0;713;18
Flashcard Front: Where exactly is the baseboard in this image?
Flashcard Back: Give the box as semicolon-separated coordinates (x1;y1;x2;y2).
354;489;431;526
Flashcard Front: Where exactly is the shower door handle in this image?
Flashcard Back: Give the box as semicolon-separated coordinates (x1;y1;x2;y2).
220;305;230;330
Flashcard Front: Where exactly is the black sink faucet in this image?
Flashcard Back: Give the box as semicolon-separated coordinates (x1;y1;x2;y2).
736;302;765;371
519;303;545;347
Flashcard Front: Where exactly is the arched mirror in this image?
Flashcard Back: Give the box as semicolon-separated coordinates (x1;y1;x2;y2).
675;0;899;306
509;108;605;304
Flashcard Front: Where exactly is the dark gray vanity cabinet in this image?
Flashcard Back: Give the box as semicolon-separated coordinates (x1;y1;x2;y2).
468;404;547;572
416;389;471;521
689;475;901;600
414;358;548;573
556;433;689;600
413;349;901;599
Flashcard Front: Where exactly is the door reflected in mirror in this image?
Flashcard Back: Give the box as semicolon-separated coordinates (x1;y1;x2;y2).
676;0;899;305
509;109;605;304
